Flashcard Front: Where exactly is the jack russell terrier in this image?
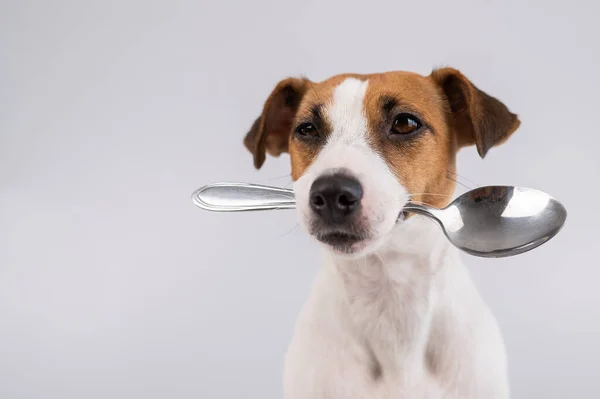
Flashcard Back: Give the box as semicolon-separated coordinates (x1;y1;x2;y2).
243;68;520;398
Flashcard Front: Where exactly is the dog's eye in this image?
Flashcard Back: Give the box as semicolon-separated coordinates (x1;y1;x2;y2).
391;114;421;135
295;122;319;138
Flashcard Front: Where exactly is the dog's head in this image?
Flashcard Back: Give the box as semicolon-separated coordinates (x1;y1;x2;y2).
244;69;520;257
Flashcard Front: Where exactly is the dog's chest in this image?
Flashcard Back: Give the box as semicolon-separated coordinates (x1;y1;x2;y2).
335;252;435;370
284;255;441;399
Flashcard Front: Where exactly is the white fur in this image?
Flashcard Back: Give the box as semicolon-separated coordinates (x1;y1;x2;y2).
286;78;509;398
294;78;407;256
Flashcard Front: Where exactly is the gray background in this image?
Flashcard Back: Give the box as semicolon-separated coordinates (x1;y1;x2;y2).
1;0;599;398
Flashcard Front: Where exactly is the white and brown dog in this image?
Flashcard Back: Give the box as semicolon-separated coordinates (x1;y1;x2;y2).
244;68;520;398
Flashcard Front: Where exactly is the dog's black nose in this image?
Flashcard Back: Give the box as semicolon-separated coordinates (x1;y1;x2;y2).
309;174;363;222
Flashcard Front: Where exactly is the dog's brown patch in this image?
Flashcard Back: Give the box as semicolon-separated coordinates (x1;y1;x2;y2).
362;72;458;208
244;68;520;208
288;74;366;179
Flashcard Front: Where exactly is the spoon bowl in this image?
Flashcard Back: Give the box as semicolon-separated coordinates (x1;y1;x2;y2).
403;186;567;257
192;182;567;258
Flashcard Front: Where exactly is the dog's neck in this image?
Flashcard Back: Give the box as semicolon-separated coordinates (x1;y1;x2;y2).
322;216;458;371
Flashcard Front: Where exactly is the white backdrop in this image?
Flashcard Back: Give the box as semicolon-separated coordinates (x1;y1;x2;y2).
1;1;599;398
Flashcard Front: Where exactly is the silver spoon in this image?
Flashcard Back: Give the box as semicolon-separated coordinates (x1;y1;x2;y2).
191;182;567;258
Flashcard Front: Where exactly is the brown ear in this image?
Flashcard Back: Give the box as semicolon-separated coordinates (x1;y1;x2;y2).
430;68;520;158
244;78;309;169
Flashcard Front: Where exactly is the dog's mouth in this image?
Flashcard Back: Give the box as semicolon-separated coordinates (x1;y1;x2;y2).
314;230;368;254
309;210;409;255
306;206;408;255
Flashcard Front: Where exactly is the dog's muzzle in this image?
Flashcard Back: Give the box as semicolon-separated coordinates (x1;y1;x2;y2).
308;173;367;252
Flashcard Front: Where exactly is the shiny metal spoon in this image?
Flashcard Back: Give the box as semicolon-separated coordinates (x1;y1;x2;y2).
191;182;567;258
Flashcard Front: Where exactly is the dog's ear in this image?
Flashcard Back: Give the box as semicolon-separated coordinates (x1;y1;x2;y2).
244;78;309;169
430;68;520;158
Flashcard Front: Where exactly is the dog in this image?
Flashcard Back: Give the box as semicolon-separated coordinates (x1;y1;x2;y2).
243;68;520;398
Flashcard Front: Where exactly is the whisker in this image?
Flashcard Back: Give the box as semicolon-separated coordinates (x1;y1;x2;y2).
408;193;453;197
276;223;300;239
256;173;292;183
447;170;479;186
445;174;472;190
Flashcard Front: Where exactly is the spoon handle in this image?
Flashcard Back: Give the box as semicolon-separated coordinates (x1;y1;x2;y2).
192;182;437;216
192;182;296;212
